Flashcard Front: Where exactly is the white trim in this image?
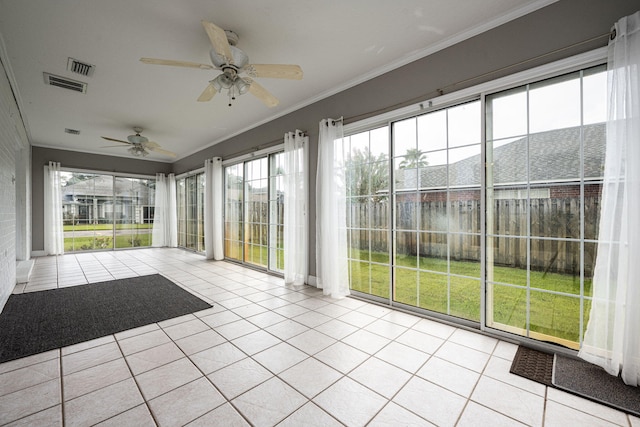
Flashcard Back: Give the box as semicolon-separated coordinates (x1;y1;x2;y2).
31;250;46;257
222;143;284;166
344;47;607;135
307;275;317;287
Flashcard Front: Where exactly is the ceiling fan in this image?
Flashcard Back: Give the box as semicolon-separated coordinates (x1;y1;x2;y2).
140;20;302;107
101;127;177;158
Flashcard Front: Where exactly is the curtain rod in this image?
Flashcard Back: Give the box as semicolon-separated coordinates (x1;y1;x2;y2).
222;130;307;161
341;31;612;125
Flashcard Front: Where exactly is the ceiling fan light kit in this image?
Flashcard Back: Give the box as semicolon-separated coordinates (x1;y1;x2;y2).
140;20;302;107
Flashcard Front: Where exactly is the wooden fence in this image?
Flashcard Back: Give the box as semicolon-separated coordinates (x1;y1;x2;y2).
348;195;601;275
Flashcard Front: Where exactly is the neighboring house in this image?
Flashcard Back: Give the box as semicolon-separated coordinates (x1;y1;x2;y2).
61;175;155;225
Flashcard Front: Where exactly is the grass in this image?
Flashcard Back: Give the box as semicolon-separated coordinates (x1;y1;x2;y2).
63;223;153;231
64;233;151;252
349;249;591;345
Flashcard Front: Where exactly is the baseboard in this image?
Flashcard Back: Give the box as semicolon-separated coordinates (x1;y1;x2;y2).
307;275;317;287
16;259;34;284
31;250;46;257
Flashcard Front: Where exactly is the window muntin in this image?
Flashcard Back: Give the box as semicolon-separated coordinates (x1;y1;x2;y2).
486;65;607;348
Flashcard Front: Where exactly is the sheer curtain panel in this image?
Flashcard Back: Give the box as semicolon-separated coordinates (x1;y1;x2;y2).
44;161;64;255
151;173;177;247
579;10;640;386
283;130;309;286
204;158;224;260
316;119;349;298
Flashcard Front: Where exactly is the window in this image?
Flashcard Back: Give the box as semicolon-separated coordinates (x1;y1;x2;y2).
177;173;205;252
345;61;607;349
224;150;284;272
61;171;155;251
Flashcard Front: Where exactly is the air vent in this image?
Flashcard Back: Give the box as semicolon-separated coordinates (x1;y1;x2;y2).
64;128;80;135
67;58;94;76
43;73;87;93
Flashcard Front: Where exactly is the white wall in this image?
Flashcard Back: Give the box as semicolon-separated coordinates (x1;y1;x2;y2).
0;48;29;310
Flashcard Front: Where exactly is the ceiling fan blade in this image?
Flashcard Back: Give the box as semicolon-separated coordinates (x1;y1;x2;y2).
246;78;279;107
101;136;131;144
201;21;233;64
147;146;177;158
100;145;130;148
246;64;303;80
197;83;217;102
140;57;214;70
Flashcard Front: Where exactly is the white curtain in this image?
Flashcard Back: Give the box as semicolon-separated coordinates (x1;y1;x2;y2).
151;173;177;247
283;130;309;286
579;10;640;387
43;161;64;255
204;158;224;260
316;119;349;298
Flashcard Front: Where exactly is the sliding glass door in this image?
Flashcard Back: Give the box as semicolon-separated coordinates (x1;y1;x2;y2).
346;64;607;349
177;173;205;252
224;152;284;272
61;171;155;252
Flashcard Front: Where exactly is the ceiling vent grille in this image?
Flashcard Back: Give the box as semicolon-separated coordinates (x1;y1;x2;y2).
64;128;80;135
43;73;87;93
67;58;94;76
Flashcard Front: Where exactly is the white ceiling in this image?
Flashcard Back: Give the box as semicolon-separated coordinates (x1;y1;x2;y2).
0;0;553;162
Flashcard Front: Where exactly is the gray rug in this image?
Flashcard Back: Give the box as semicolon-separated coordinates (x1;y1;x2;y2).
0;274;212;363
553;355;640;417
510;346;640;417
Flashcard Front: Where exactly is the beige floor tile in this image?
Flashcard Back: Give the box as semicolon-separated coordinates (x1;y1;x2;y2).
231;329;282;355
314;377;387;426
0;358;59;397
232;377;307;426
393;376;467;426
278;402;343;427
417;356;480;398
148;377;226;426
63;357;131;401
434;341;490;373
62;341;121;375
286;329;336;355
185;402;250;427
350;357;412;399
208;357;273;400
471;376;544;426
174;329;227;355
369;402;435;426
125;341;185;375
161;318;210;340
64;378;143;427
315;341;369;374
135;357;202;400
342;329;391;355
189;342;247;374
94;404;155;427
117;328;171;356
374;341;430;373
253;342;308;374
544;400;621;427
0;379;61;425
0;350;59;375
279;357;342;398
457;401;527;427
3;405;62;427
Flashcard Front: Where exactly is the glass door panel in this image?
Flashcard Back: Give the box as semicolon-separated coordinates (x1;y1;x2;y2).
224;163;244;262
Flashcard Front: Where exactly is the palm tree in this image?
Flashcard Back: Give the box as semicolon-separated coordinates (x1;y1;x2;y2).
399;148;428;169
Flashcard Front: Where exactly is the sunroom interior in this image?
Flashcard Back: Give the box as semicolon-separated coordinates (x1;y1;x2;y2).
1;0;639;425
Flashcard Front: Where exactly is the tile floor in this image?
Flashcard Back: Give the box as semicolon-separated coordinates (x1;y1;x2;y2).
2;248;638;426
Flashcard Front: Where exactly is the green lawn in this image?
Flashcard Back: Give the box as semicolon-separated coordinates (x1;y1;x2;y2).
63;223;153;231
349;249;590;346
64;233;151;251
